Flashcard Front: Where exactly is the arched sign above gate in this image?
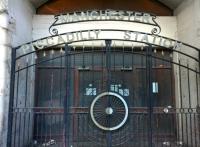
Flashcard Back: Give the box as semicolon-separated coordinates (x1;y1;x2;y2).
19;30;183;52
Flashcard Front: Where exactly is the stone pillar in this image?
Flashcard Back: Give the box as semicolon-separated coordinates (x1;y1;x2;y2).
0;0;12;146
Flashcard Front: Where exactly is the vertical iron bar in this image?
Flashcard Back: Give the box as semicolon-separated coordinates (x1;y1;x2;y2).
105;39;112;147
194;113;198;147
198;51;200;146
196;67;199;106
195;67;199;147
122;42;125;146
50;51;54;142
131;45;134;109
64;44;70;147
140;49;145;146
187;63;193;146
7;48;16;147
82;45;85;107
44;114;47;145
40;113;43;144
60;49;63;106
146;45;153;147
22;62;29;146
176;113;180;146
50;74;54;141
91;43;95;143
59;50;64;145
18;109;22;147
178;59;184;143
122;42;125;100
101;42;104;92
28;111;32;147
185;112;189;146
36;113;39;144
13;67;19;147
40;111;44;144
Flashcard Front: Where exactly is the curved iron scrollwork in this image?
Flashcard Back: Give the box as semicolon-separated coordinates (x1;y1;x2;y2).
151;15;161;35
49;15;59;35
197;105;200;113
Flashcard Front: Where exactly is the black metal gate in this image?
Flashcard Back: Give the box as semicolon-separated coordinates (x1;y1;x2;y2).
7;38;200;147
62;40;177;147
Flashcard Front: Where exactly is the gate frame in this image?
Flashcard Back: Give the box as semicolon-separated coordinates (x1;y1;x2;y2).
7;10;200;147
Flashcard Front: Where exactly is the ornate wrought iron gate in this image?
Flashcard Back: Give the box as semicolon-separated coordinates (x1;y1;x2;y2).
61;40;177;147
7;38;200;147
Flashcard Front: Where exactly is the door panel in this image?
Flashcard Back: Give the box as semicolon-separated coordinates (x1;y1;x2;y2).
64;46;174;147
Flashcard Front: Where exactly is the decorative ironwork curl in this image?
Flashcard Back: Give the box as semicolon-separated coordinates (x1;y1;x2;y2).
197;105;200;113
49;15;59;35
188;108;194;113
179;108;185;113
151;15;161;35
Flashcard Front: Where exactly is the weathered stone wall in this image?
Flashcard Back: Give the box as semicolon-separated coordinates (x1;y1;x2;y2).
0;0;12;145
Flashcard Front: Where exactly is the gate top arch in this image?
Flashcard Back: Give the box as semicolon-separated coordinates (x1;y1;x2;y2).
14;29;200;61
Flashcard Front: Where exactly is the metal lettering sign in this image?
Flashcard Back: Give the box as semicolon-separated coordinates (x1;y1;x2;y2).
49;10;161;35
18;30;182;52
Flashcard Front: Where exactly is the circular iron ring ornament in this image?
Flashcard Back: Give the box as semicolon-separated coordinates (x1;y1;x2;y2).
90;92;128;131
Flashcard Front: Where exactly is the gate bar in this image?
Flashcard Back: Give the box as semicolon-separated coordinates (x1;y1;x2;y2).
146;45;153;147
64;44;71;147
